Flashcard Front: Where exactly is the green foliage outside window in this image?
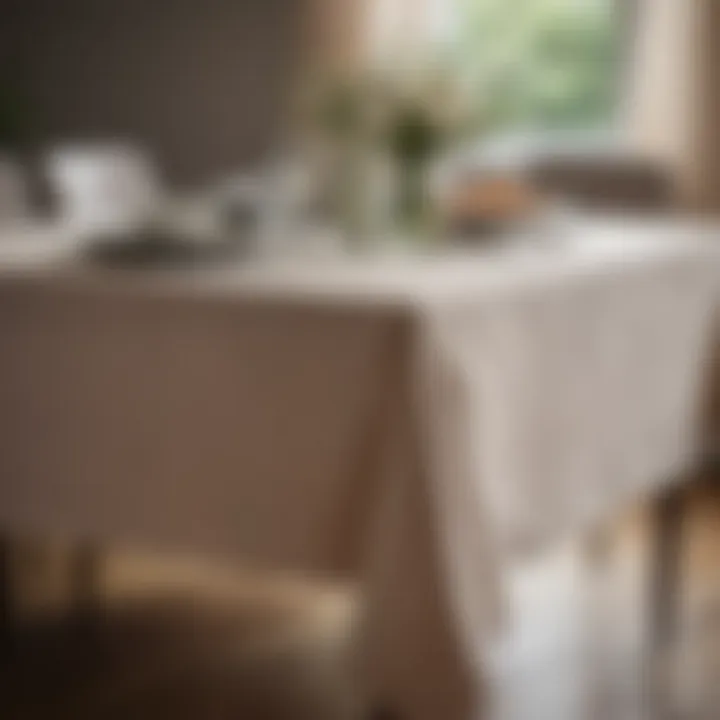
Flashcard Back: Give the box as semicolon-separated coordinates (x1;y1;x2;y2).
449;0;618;132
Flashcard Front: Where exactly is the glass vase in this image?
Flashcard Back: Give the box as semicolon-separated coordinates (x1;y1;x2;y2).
394;156;437;244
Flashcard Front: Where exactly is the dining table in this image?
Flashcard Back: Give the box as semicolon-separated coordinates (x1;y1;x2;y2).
0;218;718;720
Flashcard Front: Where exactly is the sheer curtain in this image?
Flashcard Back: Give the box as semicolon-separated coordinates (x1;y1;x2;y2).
302;0;449;73
689;1;720;212
302;0;369;73
626;0;720;211
365;0;454;65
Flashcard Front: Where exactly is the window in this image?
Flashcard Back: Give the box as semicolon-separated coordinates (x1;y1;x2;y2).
450;0;619;134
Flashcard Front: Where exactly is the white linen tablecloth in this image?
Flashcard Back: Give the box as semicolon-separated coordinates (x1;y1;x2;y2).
0;220;718;719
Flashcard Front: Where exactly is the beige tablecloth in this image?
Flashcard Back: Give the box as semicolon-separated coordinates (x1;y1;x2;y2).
0;221;718;719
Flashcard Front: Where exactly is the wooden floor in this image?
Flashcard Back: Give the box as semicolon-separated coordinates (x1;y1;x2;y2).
1;475;720;720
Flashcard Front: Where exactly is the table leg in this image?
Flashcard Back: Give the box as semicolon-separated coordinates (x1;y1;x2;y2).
651;490;685;648
583;525;616;720
646;486;686;717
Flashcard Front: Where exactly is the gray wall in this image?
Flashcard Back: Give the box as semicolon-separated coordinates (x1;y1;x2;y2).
0;0;301;184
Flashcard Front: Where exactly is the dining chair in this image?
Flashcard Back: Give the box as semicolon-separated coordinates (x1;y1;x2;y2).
529;153;676;211
0;553;362;720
